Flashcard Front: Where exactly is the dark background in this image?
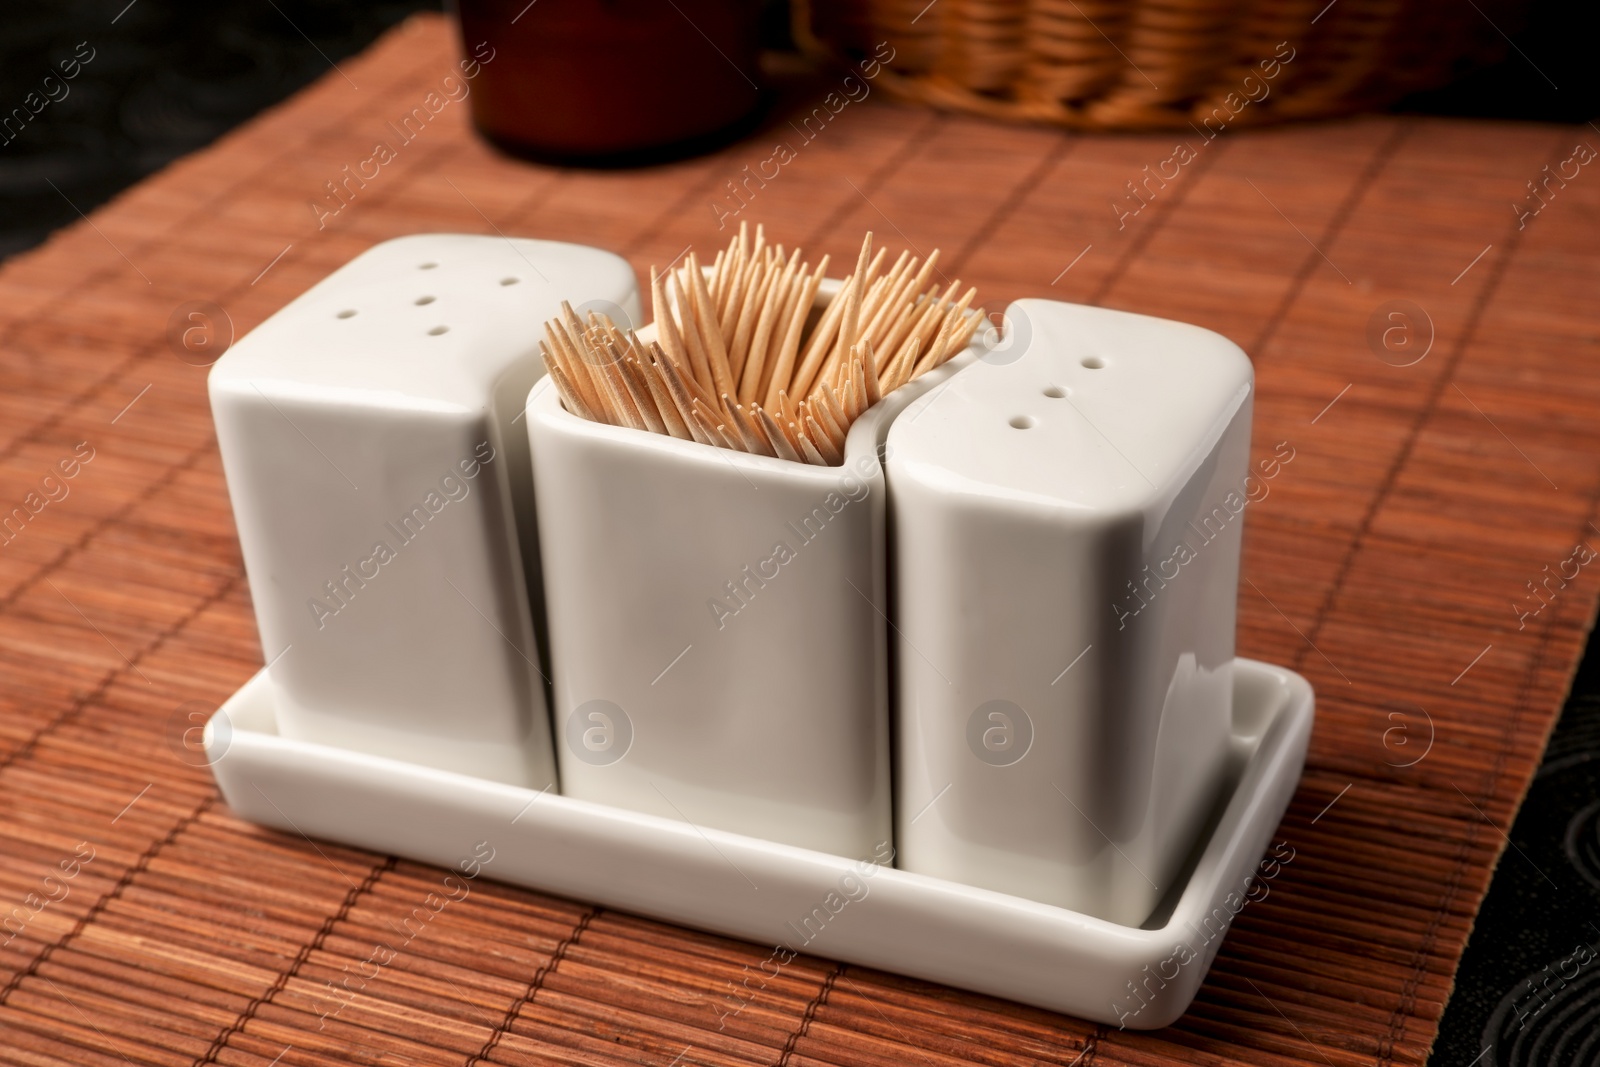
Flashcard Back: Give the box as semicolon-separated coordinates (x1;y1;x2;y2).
0;0;445;258
0;2;1595;1064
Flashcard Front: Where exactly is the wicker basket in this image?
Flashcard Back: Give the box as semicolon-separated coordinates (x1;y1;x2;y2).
794;0;1522;130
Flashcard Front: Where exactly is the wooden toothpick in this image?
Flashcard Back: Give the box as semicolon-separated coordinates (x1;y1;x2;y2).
540;228;976;465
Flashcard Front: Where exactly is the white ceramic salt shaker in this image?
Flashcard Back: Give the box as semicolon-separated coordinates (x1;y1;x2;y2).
886;298;1254;925
209;234;640;787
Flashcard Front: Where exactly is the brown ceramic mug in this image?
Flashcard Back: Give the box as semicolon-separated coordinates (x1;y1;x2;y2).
454;0;764;164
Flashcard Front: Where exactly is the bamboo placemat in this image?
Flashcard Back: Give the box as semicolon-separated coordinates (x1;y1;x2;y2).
1;14;1596;1067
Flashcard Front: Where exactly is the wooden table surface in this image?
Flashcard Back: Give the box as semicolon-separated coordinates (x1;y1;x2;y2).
1;14;1598;1067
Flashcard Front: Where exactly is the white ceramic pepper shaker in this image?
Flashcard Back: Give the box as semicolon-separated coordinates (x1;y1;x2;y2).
886;298;1255;926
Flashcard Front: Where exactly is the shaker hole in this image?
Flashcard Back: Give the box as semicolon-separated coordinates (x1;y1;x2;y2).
414;295;436;305
419;261;438;270
1080;356;1105;369
336;309;357;319
1042;385;1067;398
1010;415;1036;429
428;325;449;336
500;277;519;286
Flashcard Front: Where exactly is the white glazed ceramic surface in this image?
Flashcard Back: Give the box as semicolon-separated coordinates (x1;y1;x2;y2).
524;283;983;856
205;657;1311;1029
886;298;1255;926
209;234;640;787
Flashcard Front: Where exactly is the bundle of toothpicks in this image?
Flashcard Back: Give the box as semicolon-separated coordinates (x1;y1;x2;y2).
539;225;981;466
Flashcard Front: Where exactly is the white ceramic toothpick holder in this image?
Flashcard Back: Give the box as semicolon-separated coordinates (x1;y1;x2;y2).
209;234;640;787
886;298;1255;926
525;281;984;857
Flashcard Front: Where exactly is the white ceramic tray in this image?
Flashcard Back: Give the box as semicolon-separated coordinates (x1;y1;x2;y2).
206;656;1310;1030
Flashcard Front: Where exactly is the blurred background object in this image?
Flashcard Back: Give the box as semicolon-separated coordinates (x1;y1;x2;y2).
456;0;763;163
795;0;1574;129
